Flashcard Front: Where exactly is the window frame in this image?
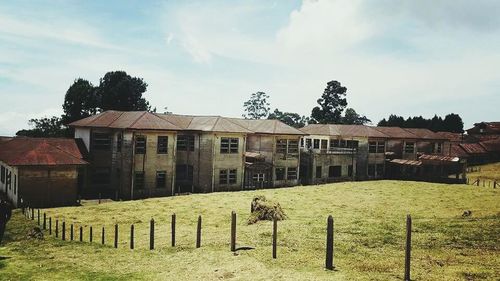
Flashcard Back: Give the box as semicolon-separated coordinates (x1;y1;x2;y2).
316;166;322;178
220;138;239;154
177;135;195;151
287;167;297;180
329;165;342;178
157;136;169;154
275;167;285;181
92;132;112;151
405;142;415;153
135;135;147;154
156;171;167;188
134;171;145;190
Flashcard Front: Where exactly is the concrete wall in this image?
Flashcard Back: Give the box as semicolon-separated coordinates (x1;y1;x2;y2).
0;161;19;206
301;152;356;185
212;133;246;192
75;127;91;151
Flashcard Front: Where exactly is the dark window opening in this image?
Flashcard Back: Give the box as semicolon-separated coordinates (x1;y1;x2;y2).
313;139;320;149
276;139;287;153
157;136;169;154
316;166;322;178
369;141;377;153
405;142;415;153
320;139;328;150
116;133;123;152
288;140;299;154
134;172;145;189
329;166;341;177
275;167;285;181
306;139;312;148
348;165;353;177
0;166;5;184
135;136;146;154
177;135;195;151
176;165;193;181
287;167;297;180
221;138;239;154
219;169;237;184
376;164;384;177
156;171;166;188
92;168;111;185
92;133;111;150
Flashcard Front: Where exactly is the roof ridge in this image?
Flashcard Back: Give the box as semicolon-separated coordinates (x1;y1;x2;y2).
108;111;126;127
223;117;255;133
129;111;148;128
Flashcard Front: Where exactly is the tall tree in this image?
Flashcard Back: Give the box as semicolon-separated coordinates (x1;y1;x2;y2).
342;108;371;125
242;91;270;119
97;71;150;111
443;113;464;133
268;109;309;128
61;78;99;125
377;113;464;133
310;80;348;124
16;116;69;137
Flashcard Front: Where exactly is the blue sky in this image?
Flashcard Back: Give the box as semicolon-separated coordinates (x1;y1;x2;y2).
0;0;499;135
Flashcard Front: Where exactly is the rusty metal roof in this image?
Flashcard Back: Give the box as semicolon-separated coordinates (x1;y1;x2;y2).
435;131;464;142
419;154;459;162
0;138;88;166
389;159;422;166
372;127;418;139
479;138;500;152
69;111;182;131
300;124;389;138
228;118;306;135
156;114;253;133
449;144;469;158
402;128;447;140
459;143;487;154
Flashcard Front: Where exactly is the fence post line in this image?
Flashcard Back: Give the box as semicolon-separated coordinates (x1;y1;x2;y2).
49;217;52;235
325;215;334;270
130;224;134;250
196;215;202;248
101;227;105;245
150;218;155;250
114;224;118;248
37;209;40;225
90;226;93;243
55;219;59;237
31;208;34;220
99;193;101;204
43;213;46;230
230;211;236;252
70;224;74;241
62;221;66;241
272;216;277;259
404;215;412;281
79;226;83;242
171;213;176;247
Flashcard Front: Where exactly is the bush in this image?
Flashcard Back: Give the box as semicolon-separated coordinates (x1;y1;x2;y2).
247;195;287;224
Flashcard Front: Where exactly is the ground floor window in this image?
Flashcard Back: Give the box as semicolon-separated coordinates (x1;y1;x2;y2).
134;172;145;189
316;166;322;178
368;165;376;177
275;167;285;181
287;167;297;180
329;166;342;177
220;169;237;185
92;168;111;185
376;164;384;177
156;171;166;188
348;165;353;177
252;173;265;182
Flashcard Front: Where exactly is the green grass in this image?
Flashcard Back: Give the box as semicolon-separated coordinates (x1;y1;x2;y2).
468;162;500;181
1;180;499;280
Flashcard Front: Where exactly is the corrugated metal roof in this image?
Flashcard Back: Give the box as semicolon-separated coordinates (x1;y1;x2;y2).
479;138;500;152
435;132;464;142
157;114;253;133
69;111;182;131
0;138;88;166
419;154;459;162
459;143;487;154
389;159;422;166
450;144;469;158
228;118;306;135
300;124;389;138
372;126;418;139
402;128;447;140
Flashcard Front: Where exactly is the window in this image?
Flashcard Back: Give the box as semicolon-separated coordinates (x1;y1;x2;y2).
275;167;285;181
316;166;322;178
331;139;340;147
287;167;297;180
156;171;166;188
116;133;123;152
177;135;195;151
221;138;239;154
300;138;304;147
376;164;384;177
377;141;385;153
306;139;312;148
0;165;4;184
219;169;237;184
435;143;443;153
135;136;146;154
288;140;299;154
276;139;287;153
368;165;375;176
405;142;415;153
320;139;328;150
92;168;110;185
348;165;353;177
313;139;320;149
13;175;16;195
369;142;377;153
92;133;111;150
6;171;11;190
134;172;145;189
329;166;341;177
176;165;193;181
347;140;359;149
252;173;265;182
157;136;168;154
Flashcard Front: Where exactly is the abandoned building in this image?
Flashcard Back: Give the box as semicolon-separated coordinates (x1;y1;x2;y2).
69;110;304;200
466;122;500;141
0;138;87;207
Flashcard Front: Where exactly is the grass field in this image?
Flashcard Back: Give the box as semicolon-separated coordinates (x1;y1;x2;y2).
468;162;500;181
1;180;499;280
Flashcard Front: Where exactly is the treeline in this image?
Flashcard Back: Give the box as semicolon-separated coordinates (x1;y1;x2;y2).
377;114;464;133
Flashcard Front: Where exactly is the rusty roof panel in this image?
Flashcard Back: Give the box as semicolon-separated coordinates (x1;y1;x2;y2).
419;154;459;162
435;131;464;142
389;159;422;166
479;138;500;152
402;128;447;140
229;118;305;135
459;143;487;154
0;138;87;166
449;144;469;158
300;124;388;138
372;127;418;139
70;111;181;131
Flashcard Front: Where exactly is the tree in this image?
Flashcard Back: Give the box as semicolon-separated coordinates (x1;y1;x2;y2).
268;109;309;128
342;108;371;125
61;78;99;125
97;71;150;111
242;92;270;119
310;80;348;124
443;113;464;133
16;116;69;137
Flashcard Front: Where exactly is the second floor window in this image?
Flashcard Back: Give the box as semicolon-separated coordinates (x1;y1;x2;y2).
177;135;194;151
320;140;328;150
405;142;415;153
219;169;237;184
313;139;320;149
92;133;111;151
221;138;239;154
276;139;287;153
275;167;285;181
435;143;443;153
157;136;168;154
116;133;123;152
135;136;146;154
369;141;385;153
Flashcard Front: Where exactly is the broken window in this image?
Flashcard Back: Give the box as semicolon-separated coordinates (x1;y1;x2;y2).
405;142;415;153
221;138;239;154
134;171;145;189
275;167;285;181
177;135;195;151
157;136;168;154
156;171;166;188
313;139;320;149
305;139;312;148
276;139;287;153
287;167;297;180
288;140;299;154
329;166;341;177
92;133;111;151
135;136;146;154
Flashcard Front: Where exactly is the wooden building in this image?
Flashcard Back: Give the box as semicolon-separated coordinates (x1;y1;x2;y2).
466;122;500;141
0;138;87;207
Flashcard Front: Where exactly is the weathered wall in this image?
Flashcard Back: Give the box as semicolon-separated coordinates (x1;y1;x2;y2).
212;133;246;192
309;153;356;185
74;127;91;151
0;161;19;206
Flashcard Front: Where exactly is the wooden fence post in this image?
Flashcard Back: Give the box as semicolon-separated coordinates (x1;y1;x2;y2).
325;215;334;270
494;181;497;189
477;179;480;186
171;213;176;247
70;224;74;241
150;218;155;250
62;221;66;241
196;215;202;248
404;215;412;281
49;217;52;235
90;226;93;243
101;227;105;245
43;213;46;230
130;225;134;250
79;226;83;242
31;208;34;220
99;193;101;204
230;211;236;252
272;217;277;259
114;224;118;248
55;219;59;238
37;209;40;225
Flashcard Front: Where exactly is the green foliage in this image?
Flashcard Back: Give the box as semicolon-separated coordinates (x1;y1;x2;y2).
16;116;69;137
268;109;309;128
310;80;348;124
97;71;150;112
61;78;99;125
377;113;464;133
342;108;371;125
243;91;270;119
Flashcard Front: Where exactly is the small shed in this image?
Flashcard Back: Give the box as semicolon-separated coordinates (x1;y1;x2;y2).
0;138;88;208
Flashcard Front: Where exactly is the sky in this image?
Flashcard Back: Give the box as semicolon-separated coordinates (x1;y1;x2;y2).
0;0;499;136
